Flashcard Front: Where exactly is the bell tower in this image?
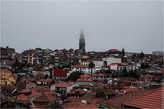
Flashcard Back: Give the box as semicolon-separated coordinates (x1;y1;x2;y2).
79;30;86;55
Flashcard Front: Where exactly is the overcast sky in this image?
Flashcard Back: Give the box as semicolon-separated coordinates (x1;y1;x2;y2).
0;0;163;53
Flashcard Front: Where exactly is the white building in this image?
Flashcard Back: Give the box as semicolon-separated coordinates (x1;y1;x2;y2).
109;63;138;71
93;60;104;68
102;56;122;65
71;65;96;74
50;82;79;96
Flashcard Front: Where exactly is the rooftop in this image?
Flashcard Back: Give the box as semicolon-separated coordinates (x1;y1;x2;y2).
124;87;164;109
52;82;74;87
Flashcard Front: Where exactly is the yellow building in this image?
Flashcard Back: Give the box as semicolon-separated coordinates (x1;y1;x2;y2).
0;69;17;85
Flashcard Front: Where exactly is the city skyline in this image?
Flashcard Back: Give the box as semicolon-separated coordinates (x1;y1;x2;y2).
0;1;163;108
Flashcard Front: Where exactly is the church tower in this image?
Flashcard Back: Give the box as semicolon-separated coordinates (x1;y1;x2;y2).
79;30;86;55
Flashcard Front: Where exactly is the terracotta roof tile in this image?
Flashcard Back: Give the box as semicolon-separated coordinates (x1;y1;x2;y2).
34;93;56;103
77;79;93;82
28;91;41;98
124;87;164;109
99;88;145;108
92;73;104;77
19;89;31;93
16;94;28;104
53;82;74;87
63;97;101;109
79;75;90;79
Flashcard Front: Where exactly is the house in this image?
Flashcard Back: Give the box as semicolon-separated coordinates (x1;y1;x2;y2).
92;73;105;81
109;63;119;71
51;82;78;96
77;75;94;86
53;69;68;79
32;86;49;93
102;56;122;65
108;63;138;72
0;47;16;68
0;69;17;85
68;88;88;97
36;79;52;87
63;97;100;109
71;65;89;73
21;50;41;65
93;60;104;68
33;93;57;108
32;71;51;79
16;88;57;108
71;65;96;74
16;94;29;105
131;81;145;88
26;81;37;89
32;71;45;80
79;55;90;66
77;75;92;82
117;63;138;72
103;89;116;99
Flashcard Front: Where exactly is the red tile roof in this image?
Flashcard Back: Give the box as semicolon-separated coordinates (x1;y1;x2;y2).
53;69;67;77
124;87;164;109
92;73;104;77
93;82;104;88
16;94;28;104
34;93;56;103
38;79;52;83
69;89;86;95
108;63;119;66
28;91;41;98
99;88;145;108
77;78;93;82
107;49;120;53
53;82;74;87
32;86;49;92
79;75;90;79
33;104;46;109
19;89;31;93
44;91;56;96
63;97;100;109
35;72;44;76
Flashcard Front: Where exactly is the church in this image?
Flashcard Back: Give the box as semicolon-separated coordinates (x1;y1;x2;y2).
79;30;86;55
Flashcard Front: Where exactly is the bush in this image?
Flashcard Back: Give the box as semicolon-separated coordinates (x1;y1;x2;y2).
113;71;140;79
67;71;81;81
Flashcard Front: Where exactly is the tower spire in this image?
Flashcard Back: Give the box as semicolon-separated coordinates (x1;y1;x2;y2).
79;30;86;55
80;29;85;40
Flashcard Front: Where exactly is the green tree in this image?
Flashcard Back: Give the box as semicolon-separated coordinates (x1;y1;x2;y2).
67;71;81;81
89;62;95;77
49;68;53;79
103;61;107;68
12;58;26;73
